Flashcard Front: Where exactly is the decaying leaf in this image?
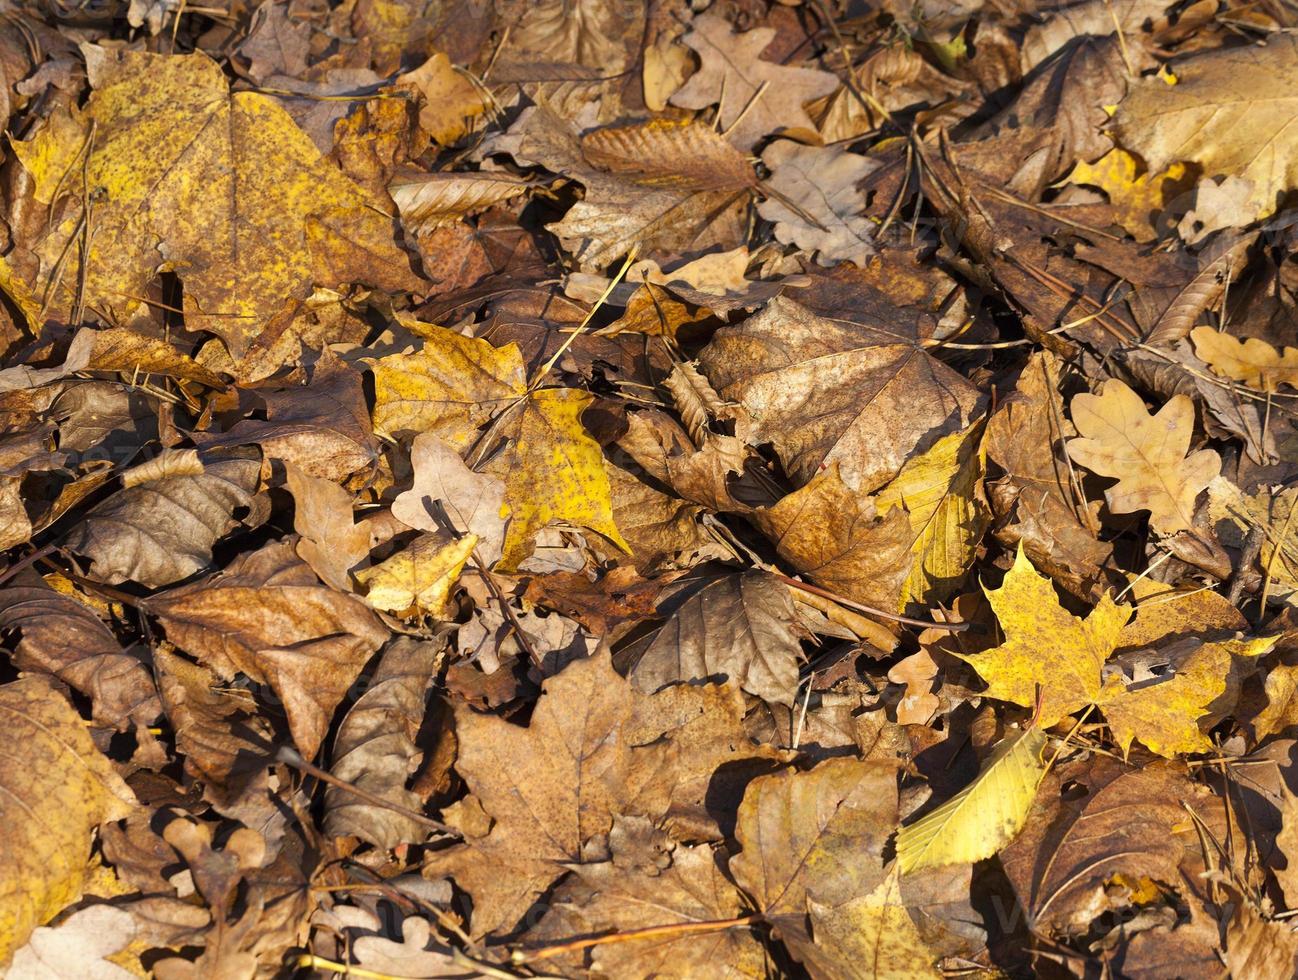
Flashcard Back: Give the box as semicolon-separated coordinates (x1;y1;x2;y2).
758;141;877;266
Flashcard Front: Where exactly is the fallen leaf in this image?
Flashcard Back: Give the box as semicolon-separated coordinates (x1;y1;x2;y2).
6;905;138;980
669;12;839;150
1113;34;1298;222
355;532;476;618
895;727;1047;874
629;570;803;707
7;47;417;361
1066;379;1220;536
0;676;136;966
1191;326;1298;392
758;141;877;266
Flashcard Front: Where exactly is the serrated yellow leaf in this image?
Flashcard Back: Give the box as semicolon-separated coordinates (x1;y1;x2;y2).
960;546;1272;757
356;533;477;618
1066;148;1191;241
370;323;629;570
958;546;1131;727
876;420;987;611
896;726;1047;874
1191;326;1298;392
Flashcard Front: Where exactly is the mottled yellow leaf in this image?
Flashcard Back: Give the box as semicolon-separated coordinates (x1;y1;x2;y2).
1191;326;1298;392
896;727;1047;874
1066;148;1191;241
0;676;137;966
1066;379;1220;536
959;546;1131;727
370;323;629;570
8;46;415;362
876;420;988;610
356;533;477;618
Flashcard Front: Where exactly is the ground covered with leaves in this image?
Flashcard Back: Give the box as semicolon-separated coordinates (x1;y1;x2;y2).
7;0;1298;977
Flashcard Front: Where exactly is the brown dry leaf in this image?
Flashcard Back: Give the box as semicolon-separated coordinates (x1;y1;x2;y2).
525;818;766;978
728;756;899;921
391;431;507;568
389;171;536;235
699;296;982;494
1066;379;1220;537
284;462;372;592
5;47;417;362
325;637;444;849
1191;326;1298;392
0;676;136;967
629;570;803;707
1176;176;1257;244
370;323;628;570
62;451;262;588
0;570;159;728
580;117;758;192
394;51;487;145
985;351;1113;597
5;904;138;980
669;12;839;151
85;327;227;387
1226;898;1298;980
1113;33;1298;223
758;141;877;266
146;538;389;759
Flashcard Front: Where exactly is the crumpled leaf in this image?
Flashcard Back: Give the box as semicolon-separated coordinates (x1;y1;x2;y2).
355;532;476;618
146;538;389;759
0;676;137;967
6;46;416;361
758;141;877;266
62;451;262;588
895;727;1048;874
699;296;982;494
371;323;628;570
325;637;444;850
629;570;803;707
1113;34;1298;223
1066;379;1220;536
669;12;839;150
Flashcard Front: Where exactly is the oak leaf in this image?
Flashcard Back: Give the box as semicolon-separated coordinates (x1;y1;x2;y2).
6;46;416;361
1066;379;1219;536
371;323;628;570
1191;326;1298;392
0;676;137;966
669;12;839;151
758;141;877;266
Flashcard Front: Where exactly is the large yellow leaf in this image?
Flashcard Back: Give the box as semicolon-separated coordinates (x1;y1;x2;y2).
876;420;988;609
1191;326;1298;392
8;47;415;361
1065;148;1191;241
0;676;137;966
895;726;1047;874
1112;34;1298;222
1066;379;1219;536
959;547;1273;755
371;324;629;570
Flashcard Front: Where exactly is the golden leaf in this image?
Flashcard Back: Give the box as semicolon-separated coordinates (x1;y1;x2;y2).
371;323;629;570
1191;326;1298;392
0;676;137;963
1066;379;1219;536
896;726;1047;874
357;533;477;618
1065;148;1191;241
8;47;415;362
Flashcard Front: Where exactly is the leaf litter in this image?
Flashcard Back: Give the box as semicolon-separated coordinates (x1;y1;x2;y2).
6;2;1298;978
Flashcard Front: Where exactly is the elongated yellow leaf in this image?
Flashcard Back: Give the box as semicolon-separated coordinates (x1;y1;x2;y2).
896;726;1047;874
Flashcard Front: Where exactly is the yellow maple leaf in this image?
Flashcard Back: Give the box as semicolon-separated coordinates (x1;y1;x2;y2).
1191;326;1298;392
958;547;1273;755
371;323;629;570
1066;380;1220;537
357;533;477;618
1066;148;1191;241
6;47;415;363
